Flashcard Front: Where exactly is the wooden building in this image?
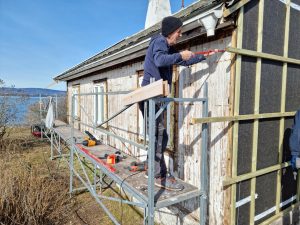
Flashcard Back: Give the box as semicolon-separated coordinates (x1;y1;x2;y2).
54;0;300;224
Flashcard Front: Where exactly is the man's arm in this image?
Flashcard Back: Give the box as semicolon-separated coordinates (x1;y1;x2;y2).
153;39;183;67
176;55;206;66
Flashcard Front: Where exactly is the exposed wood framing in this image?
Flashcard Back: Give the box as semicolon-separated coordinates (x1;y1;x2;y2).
250;0;264;223
173;65;180;165
276;0;291;214
224;28;237;225
122;79;169;106
169;65;178;151
223;0;252;17
191;111;296;124
226;47;300;65
230;6;244;225
223;162;290;187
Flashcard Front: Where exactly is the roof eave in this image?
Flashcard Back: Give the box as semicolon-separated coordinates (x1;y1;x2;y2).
54;0;226;82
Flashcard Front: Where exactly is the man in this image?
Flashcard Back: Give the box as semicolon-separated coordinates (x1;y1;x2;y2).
140;16;213;191
290;110;300;173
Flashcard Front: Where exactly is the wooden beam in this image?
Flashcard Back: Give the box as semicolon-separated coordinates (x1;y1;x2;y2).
163;81;170;96
122;79;169;106
226;47;300;65
276;0;291;214
223;0;252;17
224;28;237;225
191;111;296;124
223;162;290;187
230;6;244;225
250;0;264;222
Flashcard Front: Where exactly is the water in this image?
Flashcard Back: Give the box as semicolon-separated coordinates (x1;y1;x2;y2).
0;96;40;125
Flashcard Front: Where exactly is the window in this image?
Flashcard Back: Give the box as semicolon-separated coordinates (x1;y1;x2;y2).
72;85;80;118
94;81;107;125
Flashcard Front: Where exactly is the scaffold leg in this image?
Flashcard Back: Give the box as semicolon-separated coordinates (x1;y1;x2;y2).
147;98;156;225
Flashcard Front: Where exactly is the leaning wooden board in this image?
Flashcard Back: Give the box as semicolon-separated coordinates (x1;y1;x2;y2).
122;79;169;106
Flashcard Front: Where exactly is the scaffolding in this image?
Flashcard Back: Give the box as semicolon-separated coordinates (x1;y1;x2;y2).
45;82;209;225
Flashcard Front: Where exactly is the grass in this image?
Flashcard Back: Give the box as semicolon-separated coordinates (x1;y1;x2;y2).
0;127;146;225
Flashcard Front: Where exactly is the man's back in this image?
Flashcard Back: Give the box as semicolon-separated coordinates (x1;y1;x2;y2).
142;34;181;86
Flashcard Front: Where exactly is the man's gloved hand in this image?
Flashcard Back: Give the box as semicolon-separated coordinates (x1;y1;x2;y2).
291;155;298;171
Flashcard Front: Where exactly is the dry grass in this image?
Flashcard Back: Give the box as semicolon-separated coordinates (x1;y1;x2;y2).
0;127;146;225
0;128;74;225
0;162;73;225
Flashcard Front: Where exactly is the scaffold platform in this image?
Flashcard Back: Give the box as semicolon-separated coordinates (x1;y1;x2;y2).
51;120;202;210
42;87;209;225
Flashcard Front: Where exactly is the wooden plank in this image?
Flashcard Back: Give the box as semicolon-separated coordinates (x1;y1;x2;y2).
250;0;264;223
223;162;290;187
191;111;296;124
226;47;300;65
163;80;170;96
76;144;116;173
122;79;166;106
224;28;237;225
169;65;178;151
223;0;252;18
230;6;244;225
276;0;291;214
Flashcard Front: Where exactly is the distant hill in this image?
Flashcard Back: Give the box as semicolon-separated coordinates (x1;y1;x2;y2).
0;87;66;97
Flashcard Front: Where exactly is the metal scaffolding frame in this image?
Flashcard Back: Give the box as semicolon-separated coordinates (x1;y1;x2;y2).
46;82;209;225
38;95;71;161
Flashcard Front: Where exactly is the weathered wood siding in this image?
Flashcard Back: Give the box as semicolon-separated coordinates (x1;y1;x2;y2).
67;62;145;157
175;36;232;225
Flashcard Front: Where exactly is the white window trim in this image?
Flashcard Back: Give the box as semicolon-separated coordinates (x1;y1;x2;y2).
72;85;80;118
94;83;105;125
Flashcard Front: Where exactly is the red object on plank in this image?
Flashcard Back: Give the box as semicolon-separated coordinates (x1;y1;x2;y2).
76;144;116;173
106;154;116;164
194;49;225;55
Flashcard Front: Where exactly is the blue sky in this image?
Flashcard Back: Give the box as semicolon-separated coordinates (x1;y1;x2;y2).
0;0;197;90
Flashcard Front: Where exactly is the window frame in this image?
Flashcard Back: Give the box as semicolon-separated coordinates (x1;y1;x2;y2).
93;79;107;127
71;84;80;119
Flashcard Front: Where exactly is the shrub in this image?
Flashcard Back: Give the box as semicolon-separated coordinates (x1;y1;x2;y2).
0;158;73;225
0;79;28;140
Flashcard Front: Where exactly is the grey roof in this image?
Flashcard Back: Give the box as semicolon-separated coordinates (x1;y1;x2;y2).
54;0;226;81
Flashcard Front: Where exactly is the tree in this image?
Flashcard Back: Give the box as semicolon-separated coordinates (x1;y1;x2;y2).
0;79;27;140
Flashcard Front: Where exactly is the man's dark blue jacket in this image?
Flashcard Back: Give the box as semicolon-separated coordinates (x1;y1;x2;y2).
141;34;206;87
290;109;300;156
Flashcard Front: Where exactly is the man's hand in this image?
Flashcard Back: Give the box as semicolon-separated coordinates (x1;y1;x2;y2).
180;50;195;61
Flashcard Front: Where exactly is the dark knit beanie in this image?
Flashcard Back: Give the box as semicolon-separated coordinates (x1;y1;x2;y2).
161;16;183;37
